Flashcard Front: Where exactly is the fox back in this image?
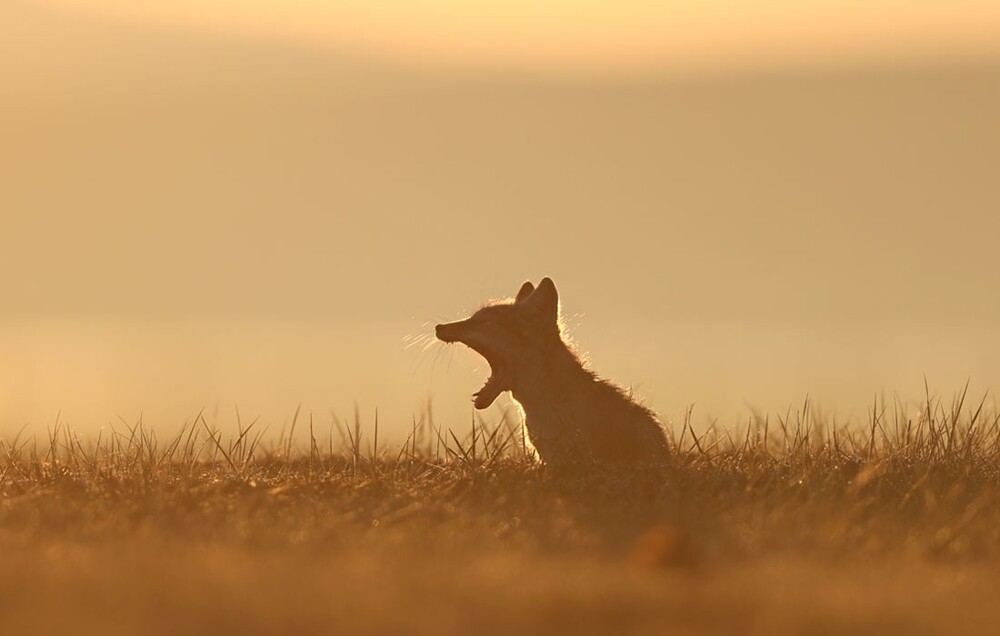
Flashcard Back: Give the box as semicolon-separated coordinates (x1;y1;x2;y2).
436;278;668;466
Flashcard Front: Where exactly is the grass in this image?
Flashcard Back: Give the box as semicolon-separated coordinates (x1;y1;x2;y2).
3;387;1000;635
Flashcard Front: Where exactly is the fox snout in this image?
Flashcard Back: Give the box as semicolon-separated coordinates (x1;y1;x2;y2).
435;320;470;344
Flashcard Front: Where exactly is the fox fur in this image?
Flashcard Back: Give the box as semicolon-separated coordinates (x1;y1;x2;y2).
436;278;668;466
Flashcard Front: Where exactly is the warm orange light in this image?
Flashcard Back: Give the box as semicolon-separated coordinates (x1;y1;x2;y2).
37;0;1000;74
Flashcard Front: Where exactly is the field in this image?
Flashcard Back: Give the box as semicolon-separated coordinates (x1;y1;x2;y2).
3;391;1000;635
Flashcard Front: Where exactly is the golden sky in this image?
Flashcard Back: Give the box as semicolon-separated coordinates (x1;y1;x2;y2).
3;1;1000;436
37;0;1000;73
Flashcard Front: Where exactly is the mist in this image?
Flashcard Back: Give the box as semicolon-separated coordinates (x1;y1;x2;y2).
3;2;999;438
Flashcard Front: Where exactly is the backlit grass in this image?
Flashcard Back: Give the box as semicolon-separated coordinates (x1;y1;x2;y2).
2;387;1000;635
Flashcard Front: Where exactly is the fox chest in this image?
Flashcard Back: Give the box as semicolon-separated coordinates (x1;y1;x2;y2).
520;401;593;449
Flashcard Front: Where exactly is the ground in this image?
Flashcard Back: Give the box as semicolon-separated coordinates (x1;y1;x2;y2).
2;397;999;635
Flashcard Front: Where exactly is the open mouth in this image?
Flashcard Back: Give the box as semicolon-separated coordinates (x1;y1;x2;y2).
470;345;509;410
436;322;509;409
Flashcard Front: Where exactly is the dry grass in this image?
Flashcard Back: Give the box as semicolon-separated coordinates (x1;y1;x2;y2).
3;388;1000;635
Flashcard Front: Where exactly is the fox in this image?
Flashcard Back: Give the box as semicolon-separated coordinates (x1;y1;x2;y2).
435;278;669;466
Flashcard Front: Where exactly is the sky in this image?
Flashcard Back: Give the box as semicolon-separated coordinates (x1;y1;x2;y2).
2;1;1000;441
29;0;1000;74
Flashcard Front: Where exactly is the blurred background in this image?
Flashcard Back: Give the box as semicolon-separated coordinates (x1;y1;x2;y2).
2;0;999;439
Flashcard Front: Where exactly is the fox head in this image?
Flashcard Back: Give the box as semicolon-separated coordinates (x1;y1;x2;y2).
436;278;562;409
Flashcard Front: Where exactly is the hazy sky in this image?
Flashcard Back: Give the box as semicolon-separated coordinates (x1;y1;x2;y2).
34;0;1000;73
2;1;999;440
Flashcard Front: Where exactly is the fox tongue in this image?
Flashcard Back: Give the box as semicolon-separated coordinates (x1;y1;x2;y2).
474;377;501;410
473;366;506;410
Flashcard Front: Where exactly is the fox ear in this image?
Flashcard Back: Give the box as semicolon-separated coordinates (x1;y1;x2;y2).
523;277;559;323
515;281;535;303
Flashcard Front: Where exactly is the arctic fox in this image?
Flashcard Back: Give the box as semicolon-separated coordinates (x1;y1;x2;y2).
436;278;669;466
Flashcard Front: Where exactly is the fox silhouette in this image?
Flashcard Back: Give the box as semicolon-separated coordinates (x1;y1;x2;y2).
436;278;668;466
